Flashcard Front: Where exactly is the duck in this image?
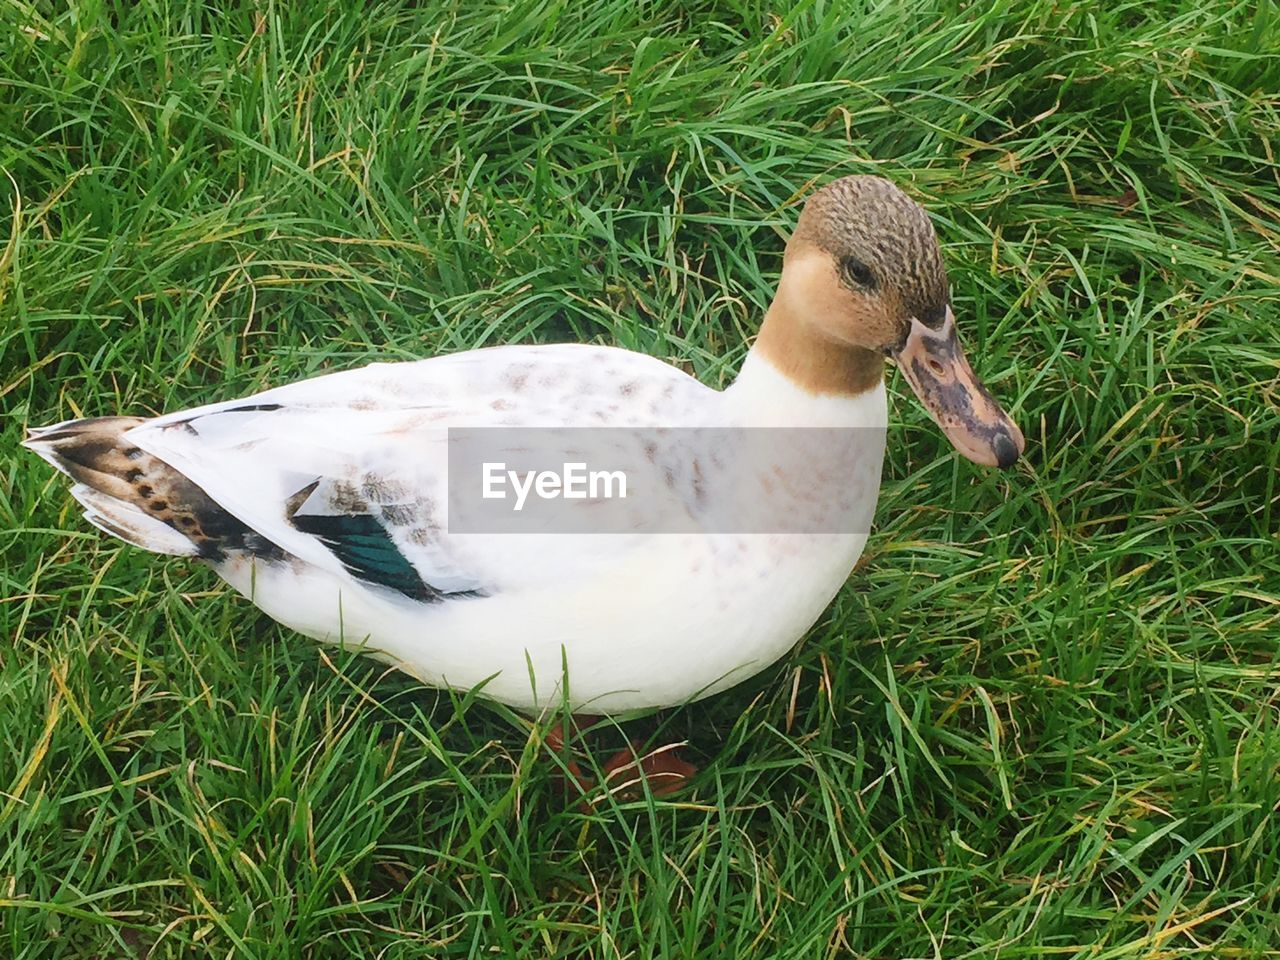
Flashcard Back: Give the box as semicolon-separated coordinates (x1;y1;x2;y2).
25;175;1023;794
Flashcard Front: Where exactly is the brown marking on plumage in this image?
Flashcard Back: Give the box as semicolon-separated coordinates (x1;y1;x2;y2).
24;415;279;558
381;503;416;526
408;526;436;546
789;175;948;330
755;175;949;397
285;480;320;519
362;474;409;504
690;457;706;507
328;480;368;513
24;418;147;501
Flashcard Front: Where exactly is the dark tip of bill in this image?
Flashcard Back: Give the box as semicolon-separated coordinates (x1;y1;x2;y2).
993;432;1021;469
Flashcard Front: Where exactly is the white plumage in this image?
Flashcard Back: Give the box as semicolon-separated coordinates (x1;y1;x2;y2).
26;175;1023;723
123;346;883;711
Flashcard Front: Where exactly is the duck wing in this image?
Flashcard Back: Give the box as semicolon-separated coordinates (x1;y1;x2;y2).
120;343;712;601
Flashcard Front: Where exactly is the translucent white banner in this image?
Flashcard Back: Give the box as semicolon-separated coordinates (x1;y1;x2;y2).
446;427;887;534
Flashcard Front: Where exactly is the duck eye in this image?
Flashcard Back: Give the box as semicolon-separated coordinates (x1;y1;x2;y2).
840;257;876;289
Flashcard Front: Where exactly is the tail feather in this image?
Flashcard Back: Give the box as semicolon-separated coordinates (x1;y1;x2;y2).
70;483;199;556
24;415;270;560
24;416;150;501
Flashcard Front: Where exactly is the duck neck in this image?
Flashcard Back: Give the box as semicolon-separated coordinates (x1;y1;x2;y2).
728;303;888;428
745;297;885;396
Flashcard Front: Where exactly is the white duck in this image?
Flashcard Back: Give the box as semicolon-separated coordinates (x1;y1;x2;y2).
27;176;1023;787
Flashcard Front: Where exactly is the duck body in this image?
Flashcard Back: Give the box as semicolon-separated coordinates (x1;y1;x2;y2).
27;175;1022;718
31;343;885;712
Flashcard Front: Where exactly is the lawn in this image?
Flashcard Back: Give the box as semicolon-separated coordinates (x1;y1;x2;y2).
2;0;1279;957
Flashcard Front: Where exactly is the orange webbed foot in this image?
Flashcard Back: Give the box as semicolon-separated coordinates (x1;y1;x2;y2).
599;742;697;801
542;717;695;807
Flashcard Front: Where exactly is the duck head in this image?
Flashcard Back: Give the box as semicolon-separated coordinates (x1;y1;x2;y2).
757;174;1025;468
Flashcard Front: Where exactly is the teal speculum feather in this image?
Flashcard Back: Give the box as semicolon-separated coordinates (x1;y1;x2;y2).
290;513;458;602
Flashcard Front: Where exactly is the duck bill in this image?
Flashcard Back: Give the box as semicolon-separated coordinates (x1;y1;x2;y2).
893;308;1025;468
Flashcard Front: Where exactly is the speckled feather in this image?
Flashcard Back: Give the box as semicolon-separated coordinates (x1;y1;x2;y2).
793;175;949;332
26;343;887;710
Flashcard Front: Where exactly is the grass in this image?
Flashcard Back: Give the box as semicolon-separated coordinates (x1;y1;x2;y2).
2;0;1279;956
